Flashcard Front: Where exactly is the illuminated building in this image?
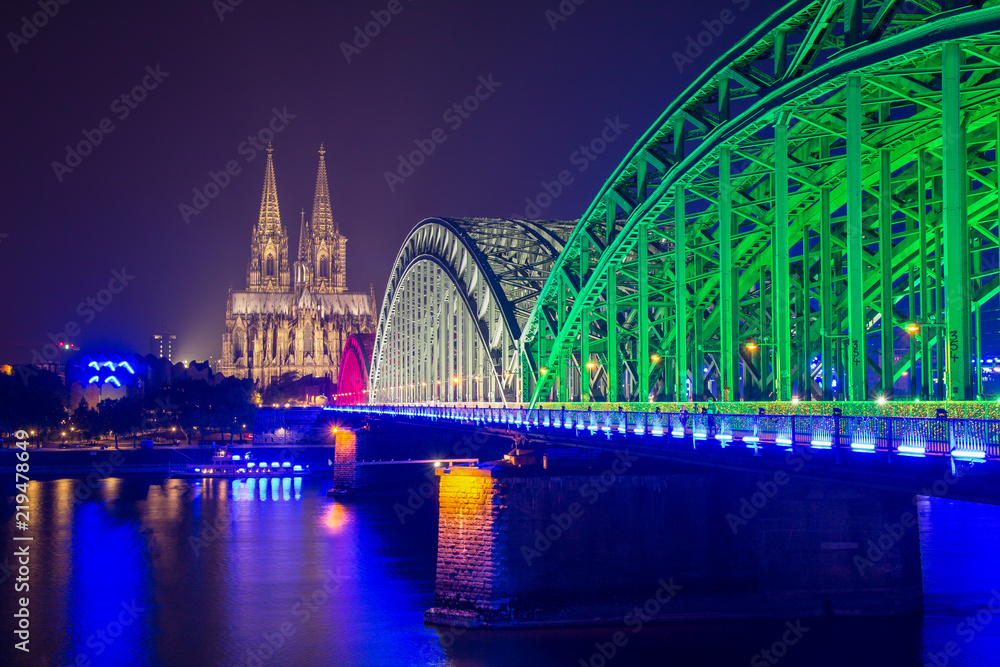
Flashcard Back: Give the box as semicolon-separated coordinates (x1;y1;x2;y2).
65;354;143;403
150;333;177;361
219;145;375;388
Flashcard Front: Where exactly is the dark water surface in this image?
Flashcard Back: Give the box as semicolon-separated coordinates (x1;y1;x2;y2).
3;469;1000;666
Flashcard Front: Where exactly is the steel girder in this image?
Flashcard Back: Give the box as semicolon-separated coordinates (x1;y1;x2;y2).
370;217;574;404
524;0;1000;407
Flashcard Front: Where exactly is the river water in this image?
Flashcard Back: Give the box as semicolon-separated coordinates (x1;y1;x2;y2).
2;471;1000;666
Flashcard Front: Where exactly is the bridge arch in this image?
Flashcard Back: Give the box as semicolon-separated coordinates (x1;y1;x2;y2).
524;0;1000;406
370;217;574;404
336;333;375;404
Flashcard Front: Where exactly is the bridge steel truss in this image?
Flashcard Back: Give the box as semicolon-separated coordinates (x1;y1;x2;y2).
370;218;574;405
523;0;1000;408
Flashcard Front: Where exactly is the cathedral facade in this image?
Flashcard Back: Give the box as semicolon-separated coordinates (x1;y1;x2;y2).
219;145;375;389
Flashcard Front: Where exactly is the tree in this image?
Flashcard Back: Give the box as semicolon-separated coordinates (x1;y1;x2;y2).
72;399;96;442
262;371;302;405
115;396;143;447
213;377;256;443
172;378;212;444
0;369;67;444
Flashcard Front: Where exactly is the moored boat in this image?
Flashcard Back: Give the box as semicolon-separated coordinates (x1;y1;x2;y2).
170;448;309;478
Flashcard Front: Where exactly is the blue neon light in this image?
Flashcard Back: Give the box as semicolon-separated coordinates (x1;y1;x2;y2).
88;375;100;384
118;361;135;375
107;376;121;387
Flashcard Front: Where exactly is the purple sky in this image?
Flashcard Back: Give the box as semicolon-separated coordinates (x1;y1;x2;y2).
1;0;777;365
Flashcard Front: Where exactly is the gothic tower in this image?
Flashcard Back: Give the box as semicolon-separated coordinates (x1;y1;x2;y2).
310;144;347;294
294;210;312;297
247;145;291;292
220;143;375;391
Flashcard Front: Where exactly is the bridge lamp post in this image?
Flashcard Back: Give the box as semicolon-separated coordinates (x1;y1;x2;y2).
904;320;948;400
585;361;596;402
743;338;772;401
648;354;662;403
538;368;549;402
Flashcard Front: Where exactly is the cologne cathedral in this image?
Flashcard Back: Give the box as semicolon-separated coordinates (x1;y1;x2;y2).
219;145;375;389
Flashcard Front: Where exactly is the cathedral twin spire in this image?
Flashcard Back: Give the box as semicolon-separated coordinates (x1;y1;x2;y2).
311;144;338;239
250;144;346;295
258;144;282;234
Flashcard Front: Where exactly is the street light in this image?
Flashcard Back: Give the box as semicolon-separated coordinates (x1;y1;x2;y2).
650;354;661;363
904;321;921;336
539;367;548;375
745;339;759;352
586;361;596;370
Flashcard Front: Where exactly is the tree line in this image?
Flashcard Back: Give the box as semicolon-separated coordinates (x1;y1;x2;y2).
0;369;257;448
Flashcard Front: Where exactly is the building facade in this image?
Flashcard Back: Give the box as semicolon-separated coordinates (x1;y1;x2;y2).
150;334;177;361
219;145;375;389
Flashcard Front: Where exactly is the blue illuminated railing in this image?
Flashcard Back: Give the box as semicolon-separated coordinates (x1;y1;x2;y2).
324;405;1000;463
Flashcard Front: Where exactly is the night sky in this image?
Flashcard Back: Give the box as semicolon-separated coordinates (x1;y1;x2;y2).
1;0;777;365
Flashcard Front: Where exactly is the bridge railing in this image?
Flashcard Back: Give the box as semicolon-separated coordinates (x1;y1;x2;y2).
324;405;999;463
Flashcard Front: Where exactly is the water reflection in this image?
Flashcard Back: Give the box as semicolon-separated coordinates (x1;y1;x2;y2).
4;477;1000;666
322;502;351;533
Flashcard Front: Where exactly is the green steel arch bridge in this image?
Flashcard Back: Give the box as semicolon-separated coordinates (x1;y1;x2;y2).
525;0;1000;407
369;0;1000;410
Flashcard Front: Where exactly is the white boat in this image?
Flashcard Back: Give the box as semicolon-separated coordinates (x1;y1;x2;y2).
170;448;309;478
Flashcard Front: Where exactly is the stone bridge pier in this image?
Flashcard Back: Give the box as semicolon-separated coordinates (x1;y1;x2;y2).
425;450;923;627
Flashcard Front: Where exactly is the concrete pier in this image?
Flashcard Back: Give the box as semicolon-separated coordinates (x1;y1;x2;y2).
425;452;923;627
